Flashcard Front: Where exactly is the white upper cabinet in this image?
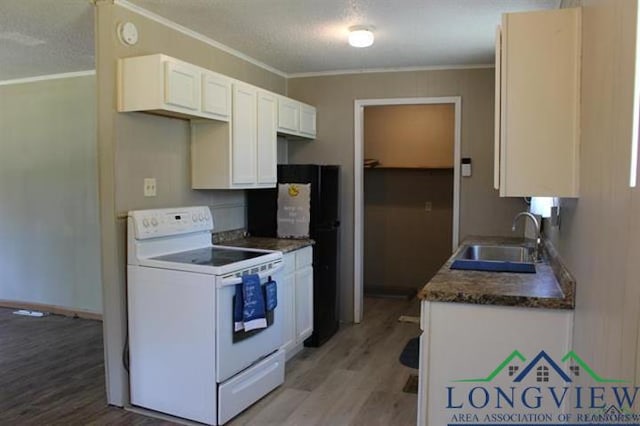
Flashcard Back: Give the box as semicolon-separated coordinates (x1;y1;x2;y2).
118;54;230;121
495;8;581;197
278;98;300;134
191;83;279;189
300;105;317;137
257;91;278;186
232;83;258;186
164;61;201;112
119;54;318;188
277;97;316;139
201;71;231;121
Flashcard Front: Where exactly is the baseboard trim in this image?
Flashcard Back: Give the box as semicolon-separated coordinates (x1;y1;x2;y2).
124;405;199;425
0;299;102;321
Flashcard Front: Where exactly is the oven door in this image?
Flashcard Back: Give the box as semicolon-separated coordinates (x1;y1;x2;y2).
216;263;284;383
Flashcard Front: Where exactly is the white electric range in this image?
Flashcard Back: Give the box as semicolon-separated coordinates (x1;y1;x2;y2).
127;206;285;425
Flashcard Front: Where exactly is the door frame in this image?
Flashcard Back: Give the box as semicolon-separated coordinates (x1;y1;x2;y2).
353;96;462;323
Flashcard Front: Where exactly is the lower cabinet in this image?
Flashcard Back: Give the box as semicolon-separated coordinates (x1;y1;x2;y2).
281;246;314;360
295;266;313;342
417;301;573;425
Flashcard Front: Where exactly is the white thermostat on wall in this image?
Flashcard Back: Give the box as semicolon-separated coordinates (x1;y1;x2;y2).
461;158;472;177
117;22;139;46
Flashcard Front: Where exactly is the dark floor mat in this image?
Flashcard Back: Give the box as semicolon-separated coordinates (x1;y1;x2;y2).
399;337;420;369
403;375;419;394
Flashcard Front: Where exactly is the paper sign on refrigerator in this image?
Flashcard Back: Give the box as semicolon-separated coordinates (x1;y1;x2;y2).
277;183;310;238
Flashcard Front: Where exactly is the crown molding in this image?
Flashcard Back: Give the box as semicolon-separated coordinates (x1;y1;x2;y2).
114;0;288;79
0;70;96;86
288;63;494;79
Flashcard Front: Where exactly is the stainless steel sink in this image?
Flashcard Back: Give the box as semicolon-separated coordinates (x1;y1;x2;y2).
451;244;536;273
458;245;534;262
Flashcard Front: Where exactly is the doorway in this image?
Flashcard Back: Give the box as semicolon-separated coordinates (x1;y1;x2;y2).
354;97;461;323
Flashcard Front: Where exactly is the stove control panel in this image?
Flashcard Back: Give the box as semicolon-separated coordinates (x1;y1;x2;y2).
129;206;213;239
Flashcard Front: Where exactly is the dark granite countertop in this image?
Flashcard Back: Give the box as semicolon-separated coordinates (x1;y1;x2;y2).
217;236;314;254
417;236;575;310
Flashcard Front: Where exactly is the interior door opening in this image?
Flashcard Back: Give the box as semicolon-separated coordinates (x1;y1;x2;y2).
354;97;461;322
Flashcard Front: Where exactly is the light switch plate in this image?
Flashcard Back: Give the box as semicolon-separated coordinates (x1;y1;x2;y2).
144;178;156;197
461;158;472;177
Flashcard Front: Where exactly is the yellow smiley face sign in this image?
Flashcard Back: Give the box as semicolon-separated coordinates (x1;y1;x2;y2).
288;184;300;197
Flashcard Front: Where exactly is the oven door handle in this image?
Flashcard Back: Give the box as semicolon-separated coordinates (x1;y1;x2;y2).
220;262;283;287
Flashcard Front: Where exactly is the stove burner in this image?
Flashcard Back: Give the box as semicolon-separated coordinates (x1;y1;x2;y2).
153;247;266;267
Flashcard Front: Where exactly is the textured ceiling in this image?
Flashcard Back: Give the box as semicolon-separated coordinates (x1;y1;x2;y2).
0;0;561;81
129;0;561;75
0;0;94;81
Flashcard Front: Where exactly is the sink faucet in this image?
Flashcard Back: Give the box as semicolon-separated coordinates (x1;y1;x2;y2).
512;212;541;261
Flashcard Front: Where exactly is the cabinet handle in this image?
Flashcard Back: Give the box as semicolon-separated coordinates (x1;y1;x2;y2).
221;262;283;286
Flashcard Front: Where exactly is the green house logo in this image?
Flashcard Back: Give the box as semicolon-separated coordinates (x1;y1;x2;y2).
454;350;627;384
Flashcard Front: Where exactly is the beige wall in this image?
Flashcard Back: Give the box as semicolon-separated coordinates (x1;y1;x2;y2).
96;3;287;405
364;104;455;168
548;0;640;388
364;169;453;292
0;75;101;314
288;68;526;322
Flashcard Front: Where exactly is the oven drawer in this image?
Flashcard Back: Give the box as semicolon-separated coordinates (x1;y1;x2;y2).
217;349;285;425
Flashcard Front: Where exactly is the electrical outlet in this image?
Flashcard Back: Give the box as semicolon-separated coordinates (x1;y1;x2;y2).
144;178;156;197
424;201;432;212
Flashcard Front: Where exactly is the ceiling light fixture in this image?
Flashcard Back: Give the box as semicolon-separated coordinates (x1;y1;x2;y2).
348;26;374;48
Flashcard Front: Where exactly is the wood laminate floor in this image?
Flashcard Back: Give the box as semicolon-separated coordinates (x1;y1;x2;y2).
0;297;420;425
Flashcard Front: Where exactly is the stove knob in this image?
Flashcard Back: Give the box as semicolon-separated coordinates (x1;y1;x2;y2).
151;218;158;227
142;218;149;228
192;213;197;222
199;213;205;221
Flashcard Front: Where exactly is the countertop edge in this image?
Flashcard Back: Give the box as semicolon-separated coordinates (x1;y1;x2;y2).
418;236;576;310
216;236;315;254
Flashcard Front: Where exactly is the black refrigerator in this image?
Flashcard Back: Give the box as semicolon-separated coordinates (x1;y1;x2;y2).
246;164;340;347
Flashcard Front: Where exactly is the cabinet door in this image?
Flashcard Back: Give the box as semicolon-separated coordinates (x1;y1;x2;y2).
299;105;317;138
295;266;313;342
164;60;200;112
232;84;257;185
202;71;231;121
500;8;580;197
278;98;300;133
257;91;278;185
280;272;296;357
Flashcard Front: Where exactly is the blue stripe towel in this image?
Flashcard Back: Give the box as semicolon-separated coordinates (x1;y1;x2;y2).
242;274;267;331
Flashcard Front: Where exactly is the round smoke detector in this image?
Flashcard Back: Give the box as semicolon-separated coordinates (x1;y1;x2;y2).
117;21;139;46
